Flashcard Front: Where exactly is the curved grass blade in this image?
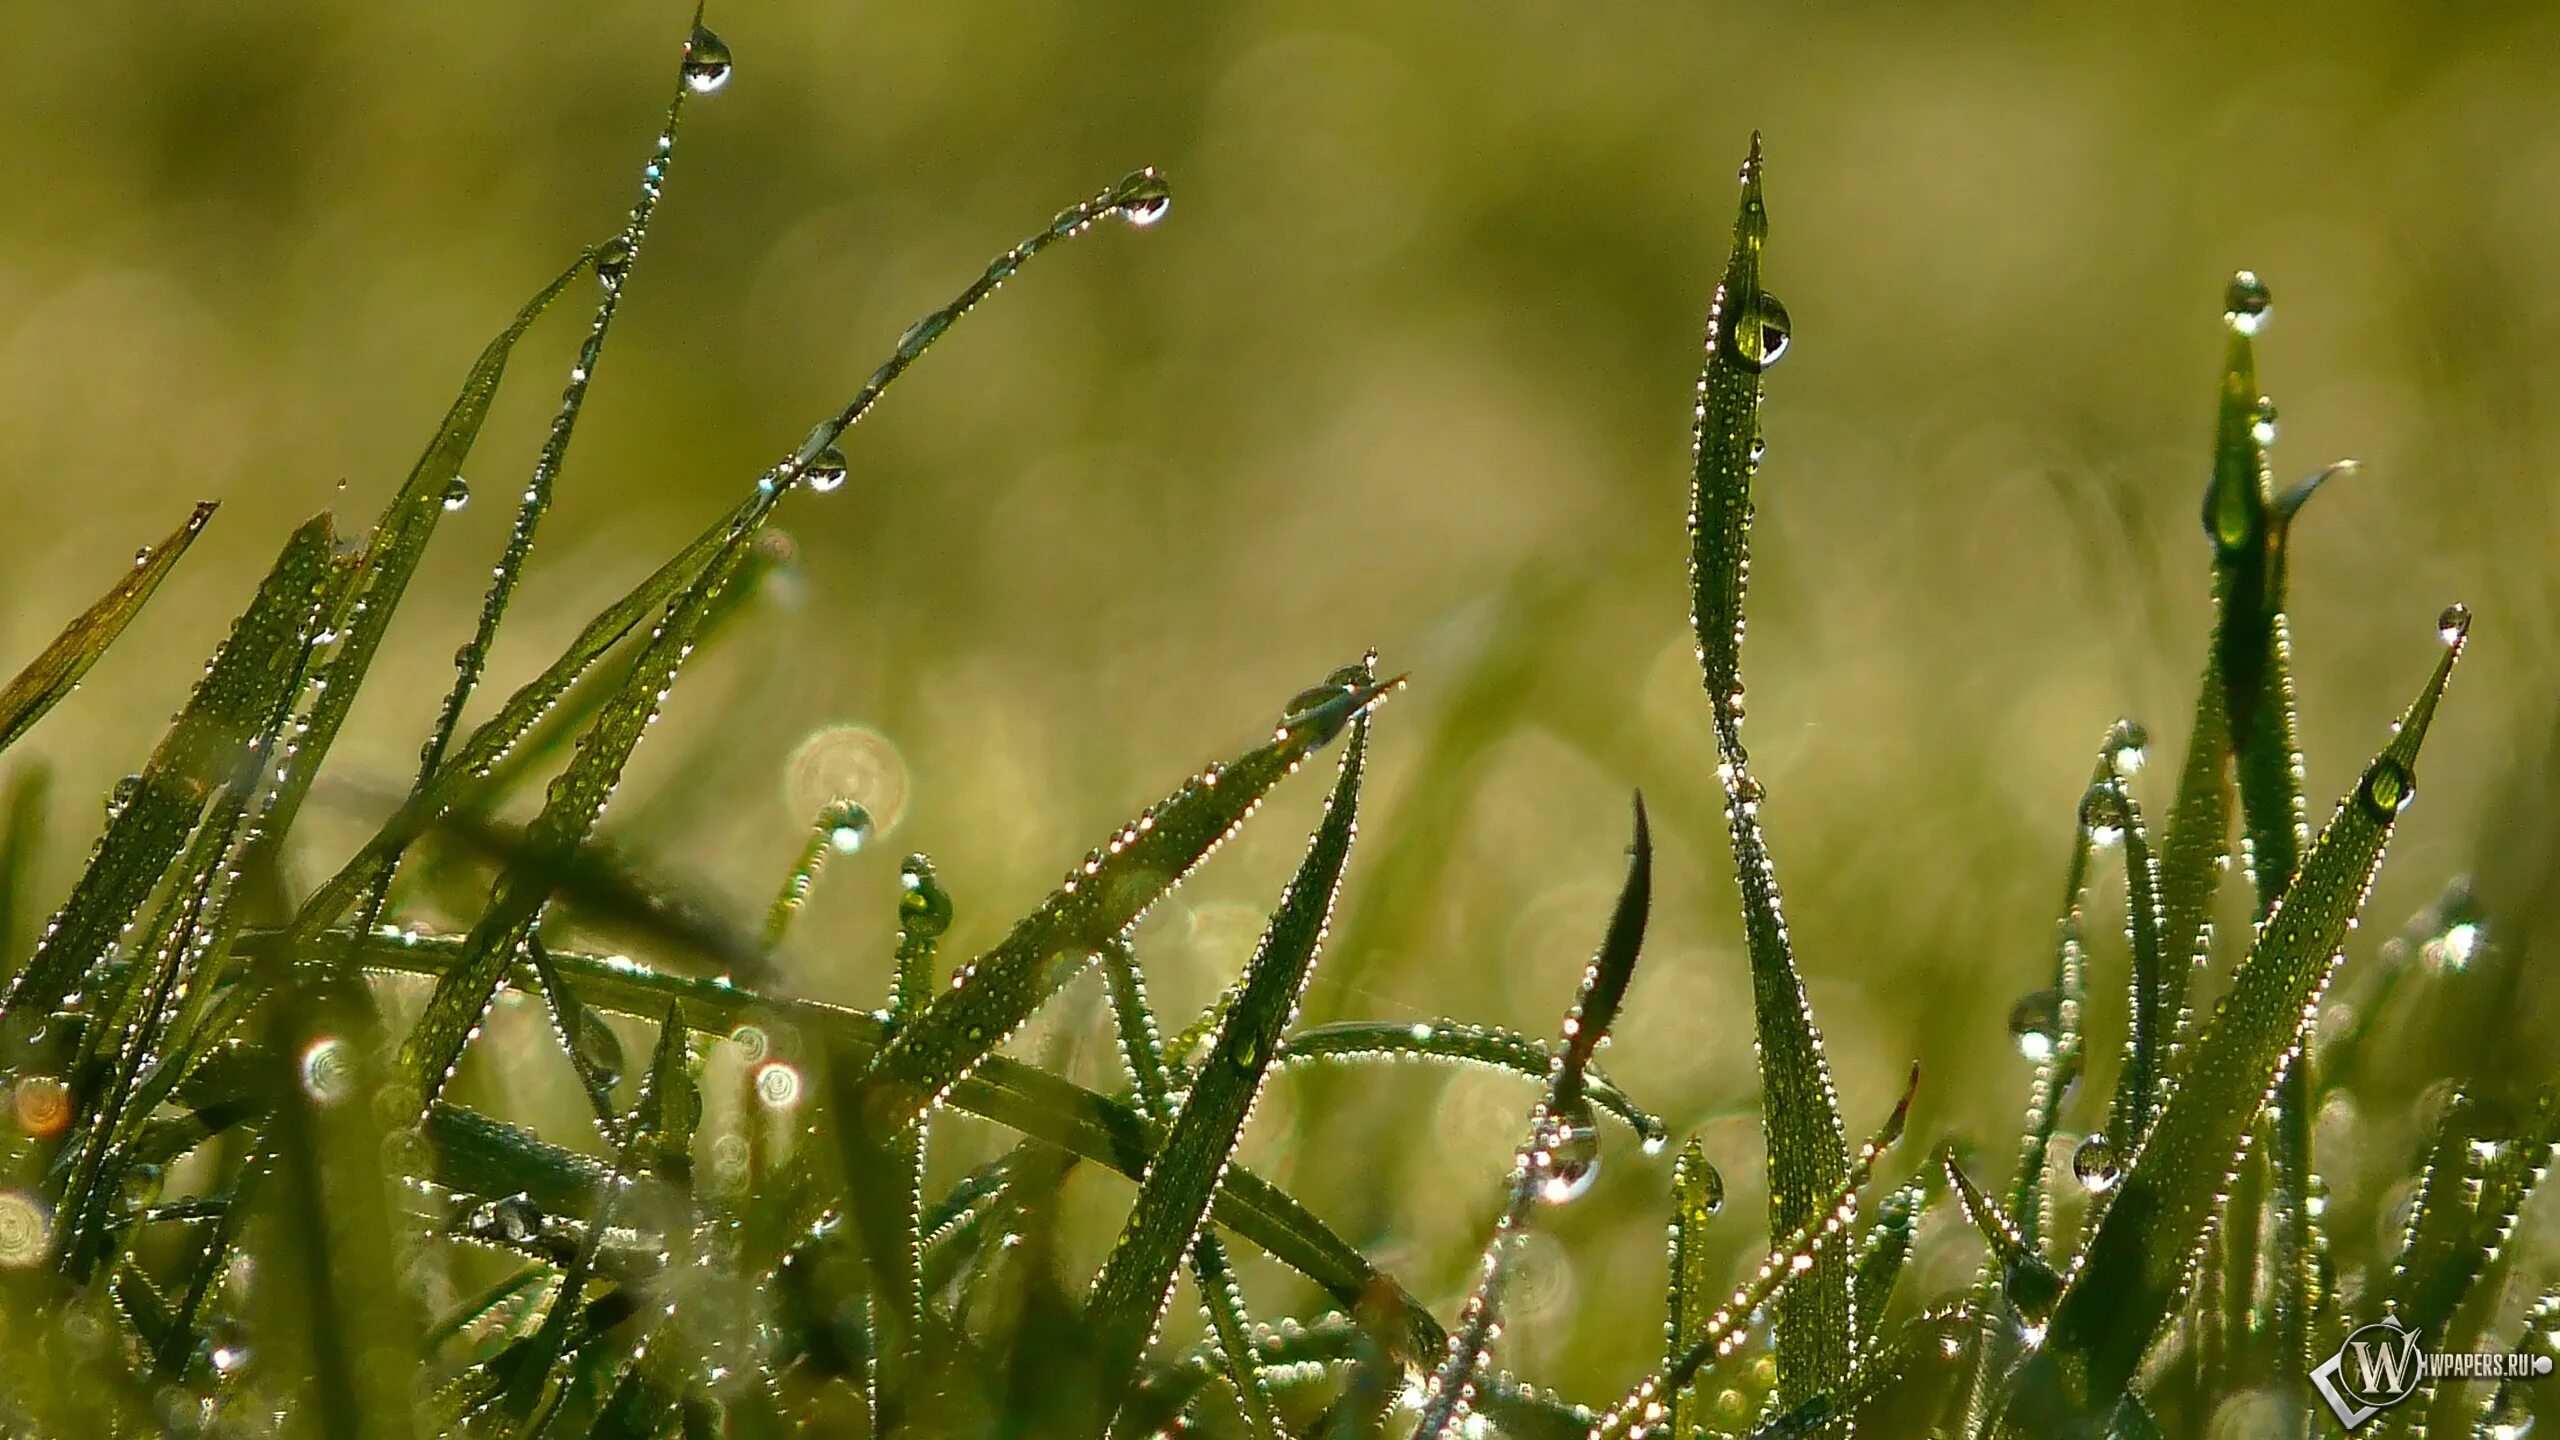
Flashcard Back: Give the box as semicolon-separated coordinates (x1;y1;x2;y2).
2099;754;2168;1157
1666;1134;1727;1438
1854;1179;1925;1347
1688;135;1855;1406
1416;796;1648;1440
2022;618;2467;1423
0;501;215;759
1587;1068;1918;1440
0;514;337;1062
864;666;1393;1127
1271;1020;1664;1145
1098;938;1284;1440
1086;688;1373;1435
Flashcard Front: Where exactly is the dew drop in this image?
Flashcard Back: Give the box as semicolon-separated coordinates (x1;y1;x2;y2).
595;232;635;290
1718;290;1792;373
803;446;850;494
821;800;872;855
441;476;471;512
2071;1135;2121;1193
492;1194;542;1244
2008;988;2062;1063
2437;602;2471;647
133;547;151;568
2358;757;2415;822
106;773;141;821
1115;169;1172;227
208;1323;249;1377
2249;397;2279;448
681;24;734;93
1536;1098;1602;1205
899;855;953;940
2078;783;2128;849
2224;270;2272;335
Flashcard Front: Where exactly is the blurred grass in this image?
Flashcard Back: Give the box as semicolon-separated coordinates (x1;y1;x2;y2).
2;0;2555;1409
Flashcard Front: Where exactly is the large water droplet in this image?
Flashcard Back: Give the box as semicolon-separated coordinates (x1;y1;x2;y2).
1536;1098;1601;1205
2438;603;2471;647
2071;1135;2121;1193
1115;169;1172;227
821;800;872;855
2008;989;2062;1063
899;855;953;940
2004;1251;2063;1324
681;24;734;93
2249;397;2279;448
2078;783;2128;849
803;446;849;494
1718;290;1792;373
596;232;635;290
2224;270;2272;336
491;1194;542;1245
208;1322;250;1377
441;477;471;512
106;773;141;821
2358;757;2416;822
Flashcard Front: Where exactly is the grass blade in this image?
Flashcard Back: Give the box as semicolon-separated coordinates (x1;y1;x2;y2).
1687;134;1855;1407
2022;615;2467;1423
1415;796;1649;1440
1666;1134;1727;1438
0;502;215;759
1270;1019;1664;1148
863;666;1392;1127
0;764;51;981
0;514;338;1062
1086;674;1375;1434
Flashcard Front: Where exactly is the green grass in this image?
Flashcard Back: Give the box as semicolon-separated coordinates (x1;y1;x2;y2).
0;12;2549;1440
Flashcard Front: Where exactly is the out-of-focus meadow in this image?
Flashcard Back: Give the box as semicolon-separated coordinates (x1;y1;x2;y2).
3;0;2555;1402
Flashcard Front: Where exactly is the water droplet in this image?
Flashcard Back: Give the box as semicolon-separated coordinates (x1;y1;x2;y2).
2358;757;2415;822
899;855;953;939
2078;783;2128;848
2249;397;2279;448
2439;920;2482;971
681;24;733;93
2438;603;2471;647
299;1036;353;1103
104;773;141;822
0;1193;49;1268
491;1194;542;1244
818;800;871;855
1536;1098;1601;1205
2224;270;2272;336
1115;169;1172;227
2004;1252;2063;1324
208;1322;249;1377
133;548;151;568
754;1060;803;1109
2008;989;2062;1063
2071;1135;2121;1193
595;232;635;289
803;446;849;494
570;1011;624;1089
441;477;471;512
1718;290;1792;373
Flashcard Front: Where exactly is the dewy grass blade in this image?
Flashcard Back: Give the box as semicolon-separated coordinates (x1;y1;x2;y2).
1268;1019;1664;1146
1097;939;1284;1440
398;169;1174;1116
1415;797;1648;1440
1851;1180;1923;1346
1587;1070;1917;1440
1666;1134;1727;1438
1686;134;1854;1405
1086;679;1374;1435
0;501;215;759
2020;615;2466;1424
863;666;1392;1127
0;514;337;1064
0;764;51;981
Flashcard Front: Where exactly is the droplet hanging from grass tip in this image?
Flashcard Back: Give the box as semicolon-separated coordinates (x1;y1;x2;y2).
2008;988;2062;1063
803;445;850;494
2225;269;2272;335
900;854;953;939
1115;168;1173;228
822;800;872;855
2438;602;2471;647
682;23;733;93
2072;1135;2121;1193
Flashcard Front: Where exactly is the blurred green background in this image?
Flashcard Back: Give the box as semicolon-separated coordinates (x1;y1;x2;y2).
4;0;2556;1414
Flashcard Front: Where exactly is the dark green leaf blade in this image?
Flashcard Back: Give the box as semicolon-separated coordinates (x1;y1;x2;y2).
1666;1134;1727;1438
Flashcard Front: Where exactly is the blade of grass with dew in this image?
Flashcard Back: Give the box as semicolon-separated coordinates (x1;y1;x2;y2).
343;21;714;975
1097;938;1284;1440
399;165;1180;1116
1586;1069;1919;1440
333;928;1455;1358
0;514;337;1063
1945;1154;2064;1343
0;501;214;759
863;666;1392;1128
2014;618;2467;1427
1687;134;1855;1407
1085;681;1374;1436
1268;1019;1663;1148
1415;795;1648;1440
0;764;51;981
524;936;629;1144
52;551;355;1280
1853;1179;1925;1346
627;1002;697;1184
2097;749;2167;1159
1665;1134;1727;1439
